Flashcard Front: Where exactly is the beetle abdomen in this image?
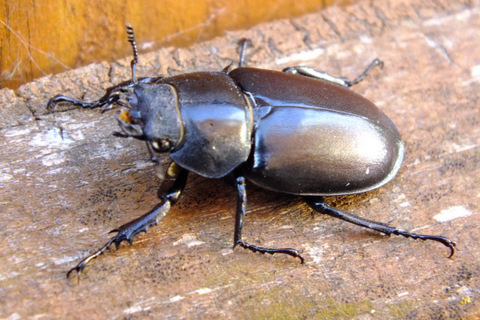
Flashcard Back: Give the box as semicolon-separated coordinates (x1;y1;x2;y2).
245;106;404;195
229;68;404;196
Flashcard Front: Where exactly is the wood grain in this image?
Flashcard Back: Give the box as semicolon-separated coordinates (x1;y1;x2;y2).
0;0;342;89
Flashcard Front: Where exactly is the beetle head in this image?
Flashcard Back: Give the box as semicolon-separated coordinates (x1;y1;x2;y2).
115;81;184;153
112;24;184;153
47;24;185;155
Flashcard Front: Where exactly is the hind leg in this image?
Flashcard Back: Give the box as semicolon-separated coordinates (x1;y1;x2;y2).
304;196;455;257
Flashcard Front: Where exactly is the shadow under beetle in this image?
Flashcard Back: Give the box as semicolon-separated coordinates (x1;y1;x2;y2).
47;24;456;277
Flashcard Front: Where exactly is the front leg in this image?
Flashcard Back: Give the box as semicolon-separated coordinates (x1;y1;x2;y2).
233;175;305;263
67;163;188;277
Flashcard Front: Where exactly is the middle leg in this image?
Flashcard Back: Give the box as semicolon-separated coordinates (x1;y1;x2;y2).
233;175;305;263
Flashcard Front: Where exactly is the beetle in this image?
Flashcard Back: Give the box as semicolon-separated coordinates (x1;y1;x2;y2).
47;24;455;277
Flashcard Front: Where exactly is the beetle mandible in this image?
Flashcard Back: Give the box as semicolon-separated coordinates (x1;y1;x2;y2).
47;24;456;277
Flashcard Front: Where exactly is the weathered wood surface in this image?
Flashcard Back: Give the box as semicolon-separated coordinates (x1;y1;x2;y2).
1;0;479;319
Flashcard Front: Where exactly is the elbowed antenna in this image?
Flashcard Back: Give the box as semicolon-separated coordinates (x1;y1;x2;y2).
125;23;138;84
47;24;141;111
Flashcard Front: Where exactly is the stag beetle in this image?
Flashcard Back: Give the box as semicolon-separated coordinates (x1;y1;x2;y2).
47;24;455;277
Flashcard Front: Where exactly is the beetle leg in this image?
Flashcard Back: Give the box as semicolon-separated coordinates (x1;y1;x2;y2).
237;38;252;67
283;58;383;88
348;58;384;86
46;95;108;110
145;141;160;164
233;176;305;263
304;196;456;258
67;164;189;278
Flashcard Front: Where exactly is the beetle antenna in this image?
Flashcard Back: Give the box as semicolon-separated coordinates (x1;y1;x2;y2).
126;23;138;84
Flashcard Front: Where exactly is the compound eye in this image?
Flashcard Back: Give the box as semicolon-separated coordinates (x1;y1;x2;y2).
151;139;172;152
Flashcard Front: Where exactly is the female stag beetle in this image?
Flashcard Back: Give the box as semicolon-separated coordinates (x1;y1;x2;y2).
48;24;455;277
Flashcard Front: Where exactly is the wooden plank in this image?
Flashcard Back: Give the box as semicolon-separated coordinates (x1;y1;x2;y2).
1;0;479;318
0;0;342;89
